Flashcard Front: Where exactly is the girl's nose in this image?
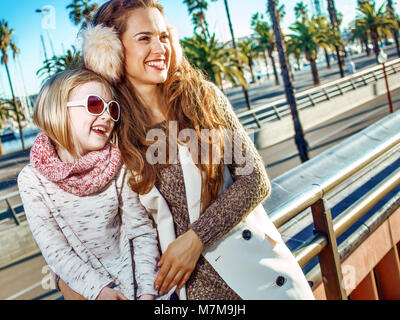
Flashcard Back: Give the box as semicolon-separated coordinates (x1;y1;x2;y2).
100;110;112;121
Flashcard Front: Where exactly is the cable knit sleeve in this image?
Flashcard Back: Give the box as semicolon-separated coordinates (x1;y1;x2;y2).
118;167;159;297
190;85;271;248
17;166;113;300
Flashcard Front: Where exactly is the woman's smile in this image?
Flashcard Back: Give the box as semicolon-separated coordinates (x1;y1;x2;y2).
145;59;167;70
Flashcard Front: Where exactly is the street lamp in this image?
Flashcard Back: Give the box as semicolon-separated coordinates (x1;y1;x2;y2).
377;49;393;114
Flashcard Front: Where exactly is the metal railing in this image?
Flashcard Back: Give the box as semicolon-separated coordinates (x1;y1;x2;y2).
237;58;400;130
268;130;400;299
0;190;23;227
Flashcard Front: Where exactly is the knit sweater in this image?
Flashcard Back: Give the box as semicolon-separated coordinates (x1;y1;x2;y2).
17;165;159;300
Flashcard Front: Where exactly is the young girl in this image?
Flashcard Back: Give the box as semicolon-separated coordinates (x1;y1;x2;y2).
17;69;160;300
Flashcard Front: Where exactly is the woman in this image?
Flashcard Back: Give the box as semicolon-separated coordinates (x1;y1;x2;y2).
59;0;314;300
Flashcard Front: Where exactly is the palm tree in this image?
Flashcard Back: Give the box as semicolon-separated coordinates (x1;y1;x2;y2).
238;39;260;83
351;18;371;56
294;1;309;22
286;36;304;71
181;33;248;89
356;1;396;62
211;0;251;109
326;0;345;77
183;0;211;38
289;19;321;85
387;0;400;57
251;13;280;85
66;0;99;29
0;20;25;150
37;46;83;81
314;15;343;69
0;98;20;154
268;0;309;163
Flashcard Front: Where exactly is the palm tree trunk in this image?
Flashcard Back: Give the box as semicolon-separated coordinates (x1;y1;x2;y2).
364;35;371;56
268;51;280;85
222;0;251;110
387;0;400;57
262;51;270;79
324;48;331;68
371;28;380;62
310;58;320;85
248;58;256;83
268;0;309;162
327;0;345;78
4;62;25;150
393;29;400;57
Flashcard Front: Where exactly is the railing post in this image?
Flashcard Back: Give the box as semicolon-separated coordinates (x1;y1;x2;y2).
308;94;316;107
322;88;330;100
6;198;20;226
336;84;343;95
371;71;378;81
311;199;347;300
349;79;356;90
360;75;368;85
252;113;262;128
272;105;281;120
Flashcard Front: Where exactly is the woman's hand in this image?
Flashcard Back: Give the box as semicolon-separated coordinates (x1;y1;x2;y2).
138;294;155;300
154;229;203;295
96;286;129;300
58;278;86;300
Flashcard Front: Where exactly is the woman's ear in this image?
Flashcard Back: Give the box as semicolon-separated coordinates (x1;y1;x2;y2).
82;24;124;84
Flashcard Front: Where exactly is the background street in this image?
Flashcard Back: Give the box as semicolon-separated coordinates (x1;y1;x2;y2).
228;44;399;113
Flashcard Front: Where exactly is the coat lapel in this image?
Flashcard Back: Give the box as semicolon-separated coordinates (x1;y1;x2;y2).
178;144;202;224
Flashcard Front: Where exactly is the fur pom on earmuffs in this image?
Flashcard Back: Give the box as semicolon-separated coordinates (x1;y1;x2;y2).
82;24;124;84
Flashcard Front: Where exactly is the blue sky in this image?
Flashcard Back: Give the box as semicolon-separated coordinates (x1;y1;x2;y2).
0;0;397;99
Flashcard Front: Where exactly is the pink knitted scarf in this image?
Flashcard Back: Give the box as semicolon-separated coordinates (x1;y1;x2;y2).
30;132;122;196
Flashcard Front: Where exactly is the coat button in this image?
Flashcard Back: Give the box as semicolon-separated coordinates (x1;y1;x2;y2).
242;229;252;240
276;276;286;287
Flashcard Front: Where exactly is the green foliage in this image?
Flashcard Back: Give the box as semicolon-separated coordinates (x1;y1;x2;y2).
0;98;24;126
66;0;99;29
0;20;18;65
36;46;83;81
181;33;248;87
183;0;210;37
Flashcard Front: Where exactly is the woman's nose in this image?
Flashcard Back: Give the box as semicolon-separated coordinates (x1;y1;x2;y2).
152;38;166;54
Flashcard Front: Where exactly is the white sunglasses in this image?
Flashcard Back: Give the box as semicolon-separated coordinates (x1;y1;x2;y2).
66;94;120;122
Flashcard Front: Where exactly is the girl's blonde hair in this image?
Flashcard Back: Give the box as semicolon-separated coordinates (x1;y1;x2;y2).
33;69;116;158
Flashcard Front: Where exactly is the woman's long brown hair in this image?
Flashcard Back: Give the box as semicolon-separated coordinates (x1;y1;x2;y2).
93;0;229;212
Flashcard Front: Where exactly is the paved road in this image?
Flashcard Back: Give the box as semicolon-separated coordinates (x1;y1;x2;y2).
0;254;60;300
228;44;400;113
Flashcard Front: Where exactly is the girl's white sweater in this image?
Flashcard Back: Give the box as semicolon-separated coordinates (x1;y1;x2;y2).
18;165;159;300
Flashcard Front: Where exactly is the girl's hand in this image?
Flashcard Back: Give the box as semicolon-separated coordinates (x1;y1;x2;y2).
138;294;155;300
154;229;203;295
96;286;129;300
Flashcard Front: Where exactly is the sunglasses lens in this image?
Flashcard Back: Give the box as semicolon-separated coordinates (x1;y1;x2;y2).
87;95;104;115
109;102;120;121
